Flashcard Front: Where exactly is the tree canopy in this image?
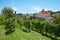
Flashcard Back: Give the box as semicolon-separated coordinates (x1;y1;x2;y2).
1;7;14;18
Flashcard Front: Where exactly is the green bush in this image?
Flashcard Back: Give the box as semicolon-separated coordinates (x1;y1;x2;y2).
5;18;15;35
0;14;5;25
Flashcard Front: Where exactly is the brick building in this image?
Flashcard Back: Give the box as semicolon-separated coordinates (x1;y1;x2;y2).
36;9;53;20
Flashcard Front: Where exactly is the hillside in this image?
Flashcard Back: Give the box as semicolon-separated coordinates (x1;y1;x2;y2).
0;25;51;40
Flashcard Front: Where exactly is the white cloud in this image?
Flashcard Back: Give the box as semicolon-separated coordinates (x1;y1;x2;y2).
33;6;51;12
12;7;18;11
45;9;51;11
0;10;1;13
33;6;42;12
11;7;20;13
12;2;15;5
10;0;21;13
10;0;16;6
0;8;2;13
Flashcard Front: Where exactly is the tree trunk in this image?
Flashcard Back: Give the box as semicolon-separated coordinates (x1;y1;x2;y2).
29;20;31;32
14;11;16;28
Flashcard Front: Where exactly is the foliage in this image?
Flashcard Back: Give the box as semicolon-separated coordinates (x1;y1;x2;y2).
23;20;32;32
0;26;51;40
5;18;15;35
17;18;24;29
0;14;5;25
0;7;60;40
54;14;60;24
1;7;14;19
53;14;60;39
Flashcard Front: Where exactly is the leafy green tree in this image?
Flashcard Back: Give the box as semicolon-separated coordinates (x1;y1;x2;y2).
29;20;32;32
5;18;15;35
17;18;23;29
53;14;60;24
1;7;16;35
52;14;60;39
23;20;32;32
1;7;14;19
0;14;5;25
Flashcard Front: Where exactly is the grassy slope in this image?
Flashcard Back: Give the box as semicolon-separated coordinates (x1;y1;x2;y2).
0;25;51;40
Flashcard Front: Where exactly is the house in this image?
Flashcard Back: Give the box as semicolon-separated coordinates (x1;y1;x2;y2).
26;9;54;21
26;13;33;19
36;9;53;20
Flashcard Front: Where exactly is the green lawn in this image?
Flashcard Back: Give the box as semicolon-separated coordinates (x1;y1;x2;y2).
0;25;51;40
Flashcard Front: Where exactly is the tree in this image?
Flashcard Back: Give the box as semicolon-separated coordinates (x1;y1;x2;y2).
14;11;16;28
5;18;15;35
23;20;32;32
53;14;60;24
53;14;60;39
1;7;15;35
0;14;5;25
28;20;32;32
1;7;14;19
17;18;23;29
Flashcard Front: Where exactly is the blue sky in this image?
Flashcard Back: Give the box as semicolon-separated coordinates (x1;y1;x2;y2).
0;0;60;13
